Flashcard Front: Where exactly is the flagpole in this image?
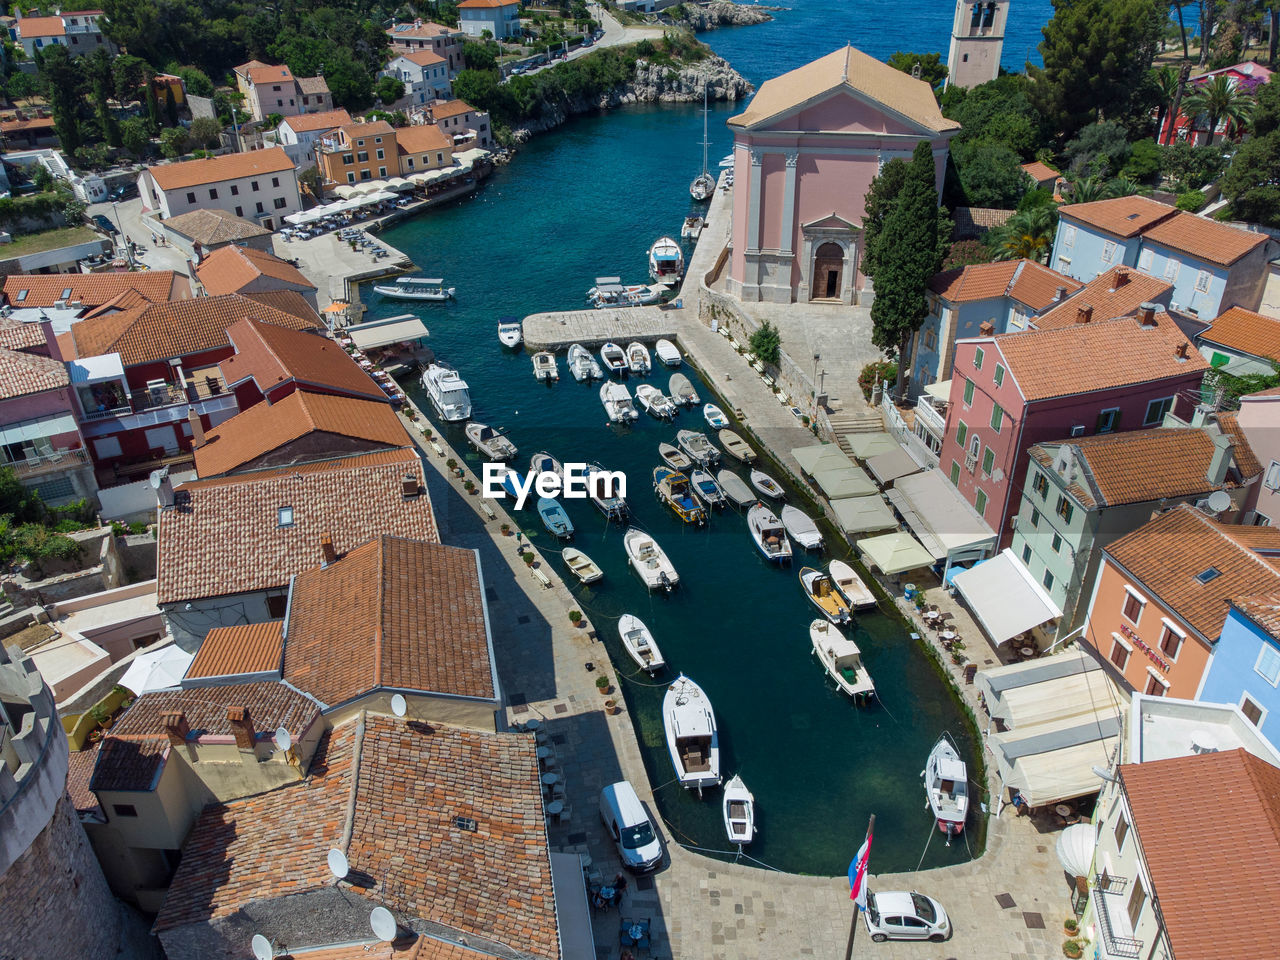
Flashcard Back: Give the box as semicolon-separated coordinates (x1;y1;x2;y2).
844;813;875;960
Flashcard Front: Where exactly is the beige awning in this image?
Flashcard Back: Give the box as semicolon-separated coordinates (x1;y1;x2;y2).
813;464;877;499
333;185;361;200
346;314;430;350
885;469;997;562
952;549;1062;646
858;531;933;575
792;444;849;475
356;181;387;194
844;432;899;460
830;495;897;535
865;447;922;486
924;379;952;401
386;177;414;191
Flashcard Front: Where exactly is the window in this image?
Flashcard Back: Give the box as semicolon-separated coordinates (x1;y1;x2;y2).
378;166;387;178
208;188;218;200
975;488;988;516
1022;543;1032;563
1057;256;1071;271
255;201;265;214
955;421;968;448
1033;471;1048;500
1159;621;1184;660
357;151;369;163
1264;461;1280;491
341;154;353;165
235;205;244;217
1241;694;1266;726
274;197;287;209
968;434;981;460
924;328;937;350
360;170;371;181
1101;239;1116;264
1114;814;1129;852
1164;257;1180;280
1042;568;1054;590
251;181;260;191
230;184;239;196
1127;880;1147;930
974;346;984;370
266;594;288;618
981;447;995;475
1051;532;1062;553
1031;508;1041;528
994;364;1005;387
1195;566;1221;584
990;405;1003;432
347;172;355;184
186;191;196;204
278;506;294;527
1055;496;1073;523
950;461;961;485
1138;248;1153;271
1111;634;1131;670
113;803;138;818
376;148;385;160
1256;644;1280;686
1096;408;1120;433
1144;396;1173;426
1144;672;1168;697
963;379;975;405
1062;223;1076;247
1122;590;1144;624
1195;269;1211;293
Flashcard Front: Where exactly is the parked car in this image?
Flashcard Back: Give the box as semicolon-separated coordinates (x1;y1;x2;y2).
863;891;951;942
108;183;137;201
599;781;662;872
92;213;118;235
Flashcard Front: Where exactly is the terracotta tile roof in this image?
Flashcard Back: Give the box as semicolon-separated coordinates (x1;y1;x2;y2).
0;116;55;133
1105;504;1280;640
157;449;437;603
185;621;285;680
403;50;447;67
458;0;518;7
146;147;295;192
277;938;489;960
89;736;168;792
297;77;330;96
219;318;387;403
284;536;494;708
0;346;67;399
246;64;294;86
729;45;959;134
1056;195;1177;238
1140;211;1269;267
1234;594;1280;641
1217;411;1263;479
1020;160;1059;183
234;60;270;76
162;208;272;245
2;271;182;308
80;288;163;318
430;99;479;121
991;314;1207;402
65;744;102;815
0;317;49;352
387;20;458;38
15;16;67;37
110;681;320;743
193;391;409;477
929;259;1079;311
1200;305;1280;361
280;109;353;134
70;292;320;367
241;290;324;325
339;121;395;141
1007;262;1084;311
951;206;1015;238
195;245;315;297
1243;384;1280;399
1034;266;1173;330
1120;748;1280;960
397;123;452;153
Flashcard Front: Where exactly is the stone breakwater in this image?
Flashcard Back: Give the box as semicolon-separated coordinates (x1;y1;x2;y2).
512;55;753;141
673;1;780;31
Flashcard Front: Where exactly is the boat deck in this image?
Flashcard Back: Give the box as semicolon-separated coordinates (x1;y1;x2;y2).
522;306;677;350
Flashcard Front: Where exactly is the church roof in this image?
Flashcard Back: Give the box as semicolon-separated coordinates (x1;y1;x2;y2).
728;45;960;135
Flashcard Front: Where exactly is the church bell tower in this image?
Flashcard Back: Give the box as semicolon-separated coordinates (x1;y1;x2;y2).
946;0;1009;90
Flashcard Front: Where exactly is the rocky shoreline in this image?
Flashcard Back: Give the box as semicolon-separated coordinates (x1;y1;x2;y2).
672;1;781;31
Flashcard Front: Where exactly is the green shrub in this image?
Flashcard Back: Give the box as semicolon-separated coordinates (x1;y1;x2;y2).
858;360;898;401
1176;190;1207;213
748;321;781;366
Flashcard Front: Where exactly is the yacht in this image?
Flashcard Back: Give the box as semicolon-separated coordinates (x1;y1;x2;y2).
648;236;684;282
420;362;471;421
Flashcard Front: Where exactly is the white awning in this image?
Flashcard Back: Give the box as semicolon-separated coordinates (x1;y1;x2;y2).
385;177;414;191
885;468;997;562
454;147;491;164
924;379;952;401
357;180;388;194
989;710;1121;807
118;643;194;696
976;654;1102;717
978;654;1124;729
951;548;1062;646
333;185;362;200
346;313;430;350
830;495;897;535
865;447;922;486
1056;822;1097;879
68;353;124;384
858;531;933;575
0;413;78;447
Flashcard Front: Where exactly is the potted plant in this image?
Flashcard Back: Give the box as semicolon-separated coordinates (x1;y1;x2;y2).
1063;918;1079;937
422;427;433;439
604;698;620;715
1063;940;1082;959
595;675;611;695
500;523;511;536
950;651;966;666
88;703;113;731
569;609;582;626
446;458;457;472
463;479;476;494
521;551;535;566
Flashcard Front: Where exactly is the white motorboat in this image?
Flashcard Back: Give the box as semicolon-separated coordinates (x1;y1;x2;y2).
497;318;523;348
618;614;666;674
689;468;726;509
600;342;628;376
830;559;876;609
782;506;824;551
532;351;558;382
529;451;562;477
585;461;629;521
924;735;969;839
670;373;699;406
655;338;682;367
750;468;785;500
624;527;679;592
420;362;472;421
800;566;852;624
627;341;651;376
587;277;663;308
681;215;704;240
568;343;603;381
635;384;677;420
600;382;639;423
748;503;792;564
717;469;756;508
703;403;728;429
373;276;455;300
465;422;517;460
664;675;721;792
677;429;720;467
658;442;692;472
562;547;603;584
719;430;756;463
690;84;715;201
722;774;755;845
648;236;684;282
811;620;875;701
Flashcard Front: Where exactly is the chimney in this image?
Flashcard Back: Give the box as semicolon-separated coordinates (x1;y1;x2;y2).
1138;302;1158;328
1207;432;1235;486
1176;342;1190;360
402;472;420;498
979;321;994;336
151;468;174;510
227;706;256;751
1075;305;1093;324
162;711;189;747
320;533;337;566
187;407;206;447
1055;285;1068;301
1114;268;1130;288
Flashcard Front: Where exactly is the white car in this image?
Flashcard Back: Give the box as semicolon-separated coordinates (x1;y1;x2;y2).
863;890;951;942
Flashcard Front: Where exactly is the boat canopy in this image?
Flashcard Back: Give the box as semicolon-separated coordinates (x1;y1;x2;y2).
812;464;877;499
791;443;849;475
398;277;444;285
345;314;429;350
844;432;899;460
885;468;997;573
857;531;932;575
829;495;897;536
951;548;1062;646
865;447;923;486
936;757;967;782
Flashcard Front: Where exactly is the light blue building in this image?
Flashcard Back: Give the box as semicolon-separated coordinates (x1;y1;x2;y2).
458;0;522;39
1199;599;1280;750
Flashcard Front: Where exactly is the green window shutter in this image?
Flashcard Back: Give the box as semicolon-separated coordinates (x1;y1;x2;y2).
982;447;995;475
990;405;1003;432
950;461;961;485
956;421;968;447
963;379;975;404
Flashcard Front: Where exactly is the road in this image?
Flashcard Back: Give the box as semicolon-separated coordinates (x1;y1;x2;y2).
86;196;193;275
504;3;665;80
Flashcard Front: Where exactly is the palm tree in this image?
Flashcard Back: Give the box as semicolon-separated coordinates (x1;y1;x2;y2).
1152;65;1182;144
993;207;1057;264
1068;176;1113;204
1107;175;1141;198
1184;75;1253;145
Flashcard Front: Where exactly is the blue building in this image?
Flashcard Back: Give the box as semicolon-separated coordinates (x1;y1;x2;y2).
1199;599;1280;750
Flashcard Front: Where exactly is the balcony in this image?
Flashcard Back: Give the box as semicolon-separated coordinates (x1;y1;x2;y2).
964;452;978;473
914;394;948;439
1093;885;1143;959
80;367;232;428
6;447;91;479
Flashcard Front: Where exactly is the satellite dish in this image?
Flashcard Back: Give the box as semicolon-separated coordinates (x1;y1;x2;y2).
250;934;273;960
327;848;349;880
273;727;292;752
1207;490;1232;514
369;906;397;942
390;693;407;717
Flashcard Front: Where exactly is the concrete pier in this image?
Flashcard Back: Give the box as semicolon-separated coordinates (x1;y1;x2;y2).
521;305;678;350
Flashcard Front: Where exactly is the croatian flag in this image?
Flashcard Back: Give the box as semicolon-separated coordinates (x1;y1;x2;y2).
847;829;873;909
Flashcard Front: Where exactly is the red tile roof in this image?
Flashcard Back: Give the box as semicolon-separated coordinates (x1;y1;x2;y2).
65;744;102;815
281;109;353;134
146;147;295;192
1057;195;1177;238
430;99;480;121
338;121;396;141
195;245;315;297
458;0;518;7
185;621;284;680
220;317;387;403
1140;211;1269;267
89;737;168;792
396;123;452;153
387;20;459;38
162;208;272;245
929;259;1080;310
15;15;67;38
1234;594;1280;641
0;318;50;352
157;449;437;604
1200;305;1280;361
1033;266;1173;330
0;345;67;399
1120;748;1280;960
1217;411;1263;479
110;681;319;743
246;64;294;86
2;271;184;308
1020;160;1059;183
283;536;494;708
402;49;447;67
296;77;330;96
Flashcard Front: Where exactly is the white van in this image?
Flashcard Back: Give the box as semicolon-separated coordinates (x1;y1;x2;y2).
599;781;662;872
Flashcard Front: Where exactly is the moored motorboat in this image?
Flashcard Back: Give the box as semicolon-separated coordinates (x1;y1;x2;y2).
677;429;720;467
627;341;651;376
924;735;969;839
670;373;699;406
799;566;852;624
585;462;629;521
689;468;726;509
600;342;629;376
624;527;679;591
681;215;705;240
587;277;662;308
664;674;721;792
618;614;666;675
500;468;526;502
782;505;824;551
420;362;472;421
718;430;756;463
655;338;682;367
537;496;574;540
373;276;455;300
466;422;517;460
568;343;603;381
600;382;639;423
497;318;523;348
748;503;792;564
658;442;692;472
648;236;685;282
703;403;728;429
532;350;558;382
722;774;755;845
529;451;562;477
811;620;875;700
562;547;603;584
653;467;707;526
635;384;676;420
830;559;876;609
750;468;785;500
716;469;756;508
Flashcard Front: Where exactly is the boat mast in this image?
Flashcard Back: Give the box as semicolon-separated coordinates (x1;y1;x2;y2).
702;82;710;177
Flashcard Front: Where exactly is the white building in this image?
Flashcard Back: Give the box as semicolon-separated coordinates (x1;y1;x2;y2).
384;52;453;105
137;147;302;230
457;0;521;40
8;10;116;58
276;109;354;169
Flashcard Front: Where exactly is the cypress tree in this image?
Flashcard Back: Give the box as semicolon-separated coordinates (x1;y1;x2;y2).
860;157;908;280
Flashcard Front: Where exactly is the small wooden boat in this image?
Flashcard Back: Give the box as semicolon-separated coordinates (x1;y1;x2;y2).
600;382;639;423
568;343;603;381
800;566;851;624
585;462;628;521
703;404;728;429
811;620;875;700
782;506;823;551
627;341;651;376
663;674;720;792
497;318;523;348
677;429;720;467
600;342;628;376
830;559;876;610
924;735;968;839
670;373;699;406
748;503;792;564
750;468;785;500
537;497;574;540
466;422;517;460
654;467;707;526
658;442;692;471
717;469;756;508
655;338;681;367
373;276;454;300
689;468;726;509
619;614;665;674
722;774;755;845
532;351;558;382
563;547;603;584
635;384;676;420
625;527;679;591
529;451;562;477
719;429;756;463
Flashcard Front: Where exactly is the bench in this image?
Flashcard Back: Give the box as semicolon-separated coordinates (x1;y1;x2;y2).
532;566;551;588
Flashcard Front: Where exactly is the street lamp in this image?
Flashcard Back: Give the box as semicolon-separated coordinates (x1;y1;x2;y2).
811;352;821;417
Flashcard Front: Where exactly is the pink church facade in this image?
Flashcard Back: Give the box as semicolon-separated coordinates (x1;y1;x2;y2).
725;46;959;305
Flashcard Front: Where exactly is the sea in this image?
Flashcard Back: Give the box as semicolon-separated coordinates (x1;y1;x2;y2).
373;0;1057;875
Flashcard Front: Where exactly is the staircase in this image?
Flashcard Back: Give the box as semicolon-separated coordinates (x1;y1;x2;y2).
825;408;884;457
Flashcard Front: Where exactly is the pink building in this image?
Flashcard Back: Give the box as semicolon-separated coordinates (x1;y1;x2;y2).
941;310;1209;547
1236;386;1280;526
724;45;959;305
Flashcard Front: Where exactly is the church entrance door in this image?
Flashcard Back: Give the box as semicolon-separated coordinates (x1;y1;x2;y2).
811;242;843;301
